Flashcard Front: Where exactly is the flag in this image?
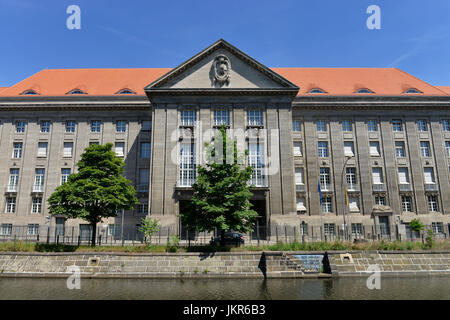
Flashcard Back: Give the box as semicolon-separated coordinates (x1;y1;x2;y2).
318;178;322;204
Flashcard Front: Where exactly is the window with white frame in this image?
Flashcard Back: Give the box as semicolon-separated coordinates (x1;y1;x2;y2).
140;142;151;159
179;142;196;186
352;223;363;236
139;201;149;215
65;120;76;133
446;141;450;157
27;224;39;236
322;197;333;213
12;142;23;159
34;168;45;190
31;197;42;213
367;120;377;132
292;120;301;132
443;120;450;132
296;196;306;211
61;168;71;185
116;121;127;133
401;195;412;212
346;167;357;190
295;167;304;185
15;121;26;133
395;141;406;157
40;121;51;133
423;167;435;184
139;168;150;191
372;167;384;184
5;198;16;213
324;223;335;235
316;120;327;132
293;141;302;156
247;109;263;126
115;142;125;157
420;141;431;157
427;195;439;212
349;197;360;212
342;120;352;132
398;167;410;184
37;142;48;157
141;120;152;131
320;168;331;190
375;195;386;205
8;169;19;192
417;120;428;132
318;141;328;158
181;110;196;126
90;120;101;133
392;120;403;132
369;141;380;156
432;222;444;234
248;142;265;187
214;109;230;126
63;142;73;157
0;224;12;236
344;141;354;157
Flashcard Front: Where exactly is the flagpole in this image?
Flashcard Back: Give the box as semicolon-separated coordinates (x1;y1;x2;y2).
318;176;323;241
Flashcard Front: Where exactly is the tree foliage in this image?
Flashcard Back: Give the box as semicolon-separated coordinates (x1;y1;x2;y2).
48;143;138;246
180;125;258;244
409;219;425;233
138;217;161;244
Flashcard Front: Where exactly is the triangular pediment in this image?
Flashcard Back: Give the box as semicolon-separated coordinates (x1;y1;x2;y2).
145;39;299;97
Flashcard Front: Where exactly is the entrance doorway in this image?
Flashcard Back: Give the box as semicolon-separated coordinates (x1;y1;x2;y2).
250;200;267;240
179;200;196;240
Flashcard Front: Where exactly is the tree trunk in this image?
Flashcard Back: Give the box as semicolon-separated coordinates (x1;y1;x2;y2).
91;221;97;247
220;229;225;247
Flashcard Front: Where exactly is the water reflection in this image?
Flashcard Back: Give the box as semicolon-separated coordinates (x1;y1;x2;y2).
0;277;449;300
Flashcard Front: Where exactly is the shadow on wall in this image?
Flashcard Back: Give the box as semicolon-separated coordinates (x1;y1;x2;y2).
258;252;267;278
322;252;331;274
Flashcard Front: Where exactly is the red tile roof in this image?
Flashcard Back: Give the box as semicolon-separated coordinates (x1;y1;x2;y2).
0;67;447;97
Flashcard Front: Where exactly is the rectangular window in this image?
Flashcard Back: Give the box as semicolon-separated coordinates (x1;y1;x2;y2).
318;141;328;158
181;110;196;126
398;167;410;184
63;142;73;157
369;141;380;156
324;223;335;235
248;142;265;187
342;120;352;132
37;142;48;157
0;224;12;236
349;197;359;212
392;120;403;132
351;223;363;236
89;141;99;146
34;168;45;192
423;167;435;184
401;196;412;212
141;120;152;131
375;196;386;205
91;120;101;133
367;120;377;132
214;109;230;126
140;142;151;159
344;141;354;157
420;141;431;157
12;142;23;159
108;224;121;238
139;168;150;192
115;142;125;157
31;197;42;213
179;142;196;187
65;121;76;133
296;196;306;211
293;141;302;156
27;224;39;236
446;141;450;157
319;168;331;190
61;168;71;185
443;120;450;132
432;222;444;234
427;195;438;212
417;120;428;132
116;121;127;133
8;169;19;192
346;167;357;190
40;121;51;133
295;167;304;185
372;167;383;184
5;198;16;213
316;120;327;132
292;120;301;132
15;121;26;133
139;202;149;215
395;141;405;157
247;110;263;126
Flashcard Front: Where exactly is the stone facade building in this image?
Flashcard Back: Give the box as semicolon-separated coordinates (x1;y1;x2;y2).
0;39;449;240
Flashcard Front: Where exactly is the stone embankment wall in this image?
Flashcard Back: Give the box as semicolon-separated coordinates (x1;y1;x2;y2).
328;251;450;277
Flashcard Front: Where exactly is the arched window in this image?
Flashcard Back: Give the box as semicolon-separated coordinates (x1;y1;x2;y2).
308;88;325;94
355;88;374;94
404;88;422;94
21;89;39;95
116;88;136;94
67;89;86;95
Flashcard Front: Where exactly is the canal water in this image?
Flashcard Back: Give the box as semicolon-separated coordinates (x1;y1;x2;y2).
0;277;449;300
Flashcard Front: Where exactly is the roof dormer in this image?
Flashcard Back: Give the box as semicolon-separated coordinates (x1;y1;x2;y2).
308;88;326;94
116;88;136;95
403;88;422;94
66;88;87;95
355;88;374;94
21;89;39;95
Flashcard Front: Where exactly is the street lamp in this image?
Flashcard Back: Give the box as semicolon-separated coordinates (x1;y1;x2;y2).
341;156;352;241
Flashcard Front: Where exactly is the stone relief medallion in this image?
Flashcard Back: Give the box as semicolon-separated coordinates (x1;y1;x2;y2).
213;54;231;86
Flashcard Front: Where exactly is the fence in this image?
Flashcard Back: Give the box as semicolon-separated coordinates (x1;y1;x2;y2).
0;224;448;246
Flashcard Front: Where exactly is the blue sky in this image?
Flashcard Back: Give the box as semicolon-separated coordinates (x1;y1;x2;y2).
1;0;450;87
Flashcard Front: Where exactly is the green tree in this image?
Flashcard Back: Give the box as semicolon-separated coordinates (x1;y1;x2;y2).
410;219;425;233
48;143;138;246
180;125;258;246
138;217;161;244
